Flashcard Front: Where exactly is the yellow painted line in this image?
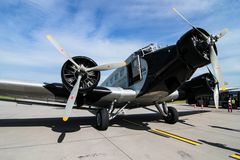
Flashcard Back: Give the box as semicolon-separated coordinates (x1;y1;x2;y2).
230;154;240;160
149;129;201;146
123;119;200;146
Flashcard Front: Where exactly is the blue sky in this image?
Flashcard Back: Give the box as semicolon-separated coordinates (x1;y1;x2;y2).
0;0;239;87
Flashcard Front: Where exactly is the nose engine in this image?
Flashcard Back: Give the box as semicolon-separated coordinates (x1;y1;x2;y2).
177;28;217;68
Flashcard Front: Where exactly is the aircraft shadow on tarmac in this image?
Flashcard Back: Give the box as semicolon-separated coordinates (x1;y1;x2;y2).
198;139;240;153
0;110;210;143
209;125;240;132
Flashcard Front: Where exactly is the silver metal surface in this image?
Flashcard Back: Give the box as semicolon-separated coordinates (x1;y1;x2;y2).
0;80;65;102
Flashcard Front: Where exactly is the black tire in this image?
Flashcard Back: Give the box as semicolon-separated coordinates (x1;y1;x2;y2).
164;107;178;124
96;108;109;130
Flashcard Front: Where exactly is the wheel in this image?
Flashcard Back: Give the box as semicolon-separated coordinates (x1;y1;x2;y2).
96;108;109;130
163;107;178;124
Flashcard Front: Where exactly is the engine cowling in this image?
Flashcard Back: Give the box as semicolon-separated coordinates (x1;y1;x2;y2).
177;28;217;68
61;56;100;93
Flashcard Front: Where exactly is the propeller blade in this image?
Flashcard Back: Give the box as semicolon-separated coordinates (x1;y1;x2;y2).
86;62;127;72
172;7;209;40
46;35;80;69
209;46;223;86
210;46;225;109
213;84;219;109
63;75;82;122
214;28;228;40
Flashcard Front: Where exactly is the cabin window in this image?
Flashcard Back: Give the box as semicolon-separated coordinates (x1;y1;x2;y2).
128;55;142;86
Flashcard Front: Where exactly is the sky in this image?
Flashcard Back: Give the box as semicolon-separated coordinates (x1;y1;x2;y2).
0;0;239;87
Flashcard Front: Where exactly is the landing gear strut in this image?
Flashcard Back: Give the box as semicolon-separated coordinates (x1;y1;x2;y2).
155;102;178;124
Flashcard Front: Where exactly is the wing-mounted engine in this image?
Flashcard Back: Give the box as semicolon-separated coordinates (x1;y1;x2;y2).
183;73;215;96
46;35;127;121
178;73;216;103
61;56;100;93
177;28;216;68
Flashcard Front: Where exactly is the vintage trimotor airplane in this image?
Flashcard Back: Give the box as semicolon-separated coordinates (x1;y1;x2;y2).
0;8;228;130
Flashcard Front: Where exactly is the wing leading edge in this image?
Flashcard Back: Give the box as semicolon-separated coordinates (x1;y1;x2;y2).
0;80;136;108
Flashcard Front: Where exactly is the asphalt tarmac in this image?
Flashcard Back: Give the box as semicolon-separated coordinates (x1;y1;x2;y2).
0;101;239;160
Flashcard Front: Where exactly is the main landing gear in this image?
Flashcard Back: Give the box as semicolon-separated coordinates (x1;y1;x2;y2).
155;102;179;124
95;100;129;130
95;101;178;130
96;108;109;130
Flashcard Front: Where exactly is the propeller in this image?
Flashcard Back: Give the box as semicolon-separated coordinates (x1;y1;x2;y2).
172;8;228;109
46;35;127;121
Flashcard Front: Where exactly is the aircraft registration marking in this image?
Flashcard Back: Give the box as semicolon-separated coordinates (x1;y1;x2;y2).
149;129;201;146
230;154;240;160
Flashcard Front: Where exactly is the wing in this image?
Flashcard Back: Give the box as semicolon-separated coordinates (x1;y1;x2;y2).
0;80;68;106
0;80;136;108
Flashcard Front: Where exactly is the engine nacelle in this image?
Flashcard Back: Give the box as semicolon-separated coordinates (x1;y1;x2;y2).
177;28;217;68
61;56;100;93
178;73;215;102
